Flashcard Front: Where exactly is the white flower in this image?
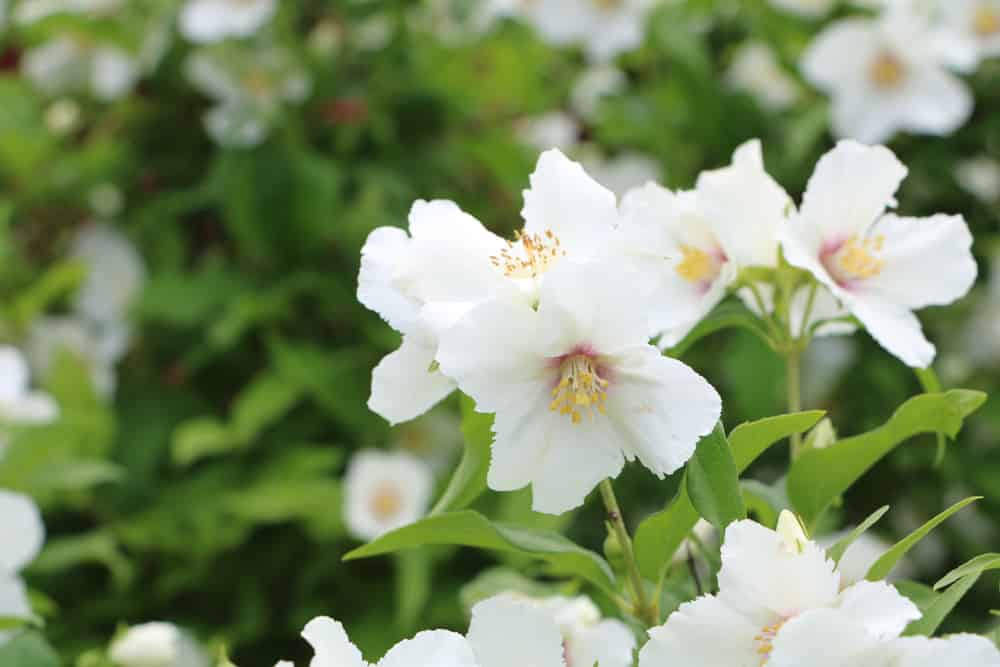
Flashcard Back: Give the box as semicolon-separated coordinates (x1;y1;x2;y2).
186;47;310;148
359;149;621;425
108;622;210;667
275;595;567;667
888;634;1000;666
437;259;720;515
0;490;44;646
726;41;800;112
14;0;118;24
955;156;1000;203
343;450;433;541
22;37;139;101
44;98;82;136
818;530;909;585
28;316;124;398
71;224;146;326
768;0;837;18
516;0;655;63
499;594;635;667
570;65;627;119
780;141;977;368
932;0;1000;71
179;0;277;44
639;511;921;667
618;139;790;344
517;112;581;153
0;346;58;430
581;151;662;198
801;12;973;142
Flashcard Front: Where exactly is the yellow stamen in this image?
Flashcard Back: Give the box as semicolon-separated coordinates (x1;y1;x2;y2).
754;620;787;665
675;245;718;283
869;52;905;89
490;229;565;279
835;234;885;281
974;6;1000;36
370;483;403;519
549;355;608;424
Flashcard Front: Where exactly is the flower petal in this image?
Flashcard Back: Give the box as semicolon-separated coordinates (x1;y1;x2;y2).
467;596;566;667
639;595;759;667
379;631;476;667
0;346;30;404
368;336;455;426
767;608;891;667
834;580;920;640
358;226;422;335
896;66;973;137
800;19;880;92
0;574;32;646
569;619;635;667
891;634;1000;667
843;292;935;368
0;490;44;573
300;617;368;667
343;450;433;542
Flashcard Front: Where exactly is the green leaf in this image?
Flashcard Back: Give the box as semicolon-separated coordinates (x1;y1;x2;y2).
826;505;890;566
172;418;234;466
0;632;61;667
904;572;982;637
230;372;302;442
914;368;948;465
430;395;494;515
634;411;824;581
665;300;775;357
344;510;616;594
395;550;432;631
933;553;1000;591
867;497;981;581
687;423;745;530
788;390;985;523
11;261;87;328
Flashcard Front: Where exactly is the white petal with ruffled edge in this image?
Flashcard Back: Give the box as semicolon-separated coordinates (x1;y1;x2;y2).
467;596;566;667
639;595;760;667
379;631;477;667
834;580;920;640
890;634;1000;667
368;335;456;426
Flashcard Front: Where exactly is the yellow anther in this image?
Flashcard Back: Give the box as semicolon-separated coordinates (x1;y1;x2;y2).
974;6;1000;36
675;245;719;284
550;355;608;424
370;483;403;519
869;51;905;89
835;234;885;280
490;229;565;279
753;620;787;665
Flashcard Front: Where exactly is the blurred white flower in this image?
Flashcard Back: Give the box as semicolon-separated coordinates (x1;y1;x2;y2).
437;260;720;515
781;141;977;368
44;98;82;136
570;65;627;119
581;151;661;198
726;41;800;112
801;12;973;142
501;594;635;667
108;621;210;667
359;149;621;424
769;0;838;18
355;15;394;51
390;408;462;474
22;37;139;101
0;490;45;646
71;224;146;326
0;346;59;433
671;518;716;564
15;0;118;24
517;112;581;153
932;0;1000;71
818;530;910;585
889;633;1000;666
28;316;124;398
307;18;343;56
513;0;656;63
179;0;276;44
639;511;920;667
343;450;433;541
276;595;567;667
955;156;1000;203
186;47;310;148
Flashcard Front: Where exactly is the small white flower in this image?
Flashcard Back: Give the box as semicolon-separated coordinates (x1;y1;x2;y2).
726;41;800;112
391;409;462;474
933;0;1000;71
618;139;790;344
28;316;124;398
275;595;567;667
801;12;973;142
0;490;44;646
780;141;977;368
71;224;146;326
22;37;139;101
179;0;277;44
517;112;581;153
437;259;720;515
955;156;1000;203
108;621;210;667
638;510;920;667
516;0;655;63
581;151;662;198
44;98;82;136
343;450;433;541
359;149;622;424
768;0;837;18
0;346;58;430
570;65;627;119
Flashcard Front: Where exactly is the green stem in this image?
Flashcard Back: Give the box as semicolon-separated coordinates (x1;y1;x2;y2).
599;479;658;628
786;349;803;459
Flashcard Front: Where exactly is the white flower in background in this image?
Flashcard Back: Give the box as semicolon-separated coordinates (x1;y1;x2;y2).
888;634;1000;666
359;149;621;424
355;15;394;51
769;0;838;18
570;65;627;119
0;346;58;439
517;112;581;153
71;224;146;326
343;450;433;541
437;260;720;514
638;511;920;667
581;151;661;198
0;490;44;646
818;530;911;585
108;622;210;667
28;316;124;398
618;140;790;344
22;37;139;101
502;594;635;667
781;141;977;368
391;408;462;474
186;47;310;148
933;0;1000;71
726;41;800;112
801;12;973;143
14;0;118;24
179;0;277;44
955;156;1000;203
671;518;716;564
275;595;567;667
44;98;82;136
515;0;655;63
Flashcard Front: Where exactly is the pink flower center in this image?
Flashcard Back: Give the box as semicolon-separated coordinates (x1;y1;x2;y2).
675;244;726;293
821;234;885;289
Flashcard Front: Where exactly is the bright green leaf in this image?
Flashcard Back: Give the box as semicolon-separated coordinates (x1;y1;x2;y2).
687;423;746;530
0;632;61;667
430;395;494;515
826;505;890;565
934;553;1000;591
904;572;982;637
171;418;234;466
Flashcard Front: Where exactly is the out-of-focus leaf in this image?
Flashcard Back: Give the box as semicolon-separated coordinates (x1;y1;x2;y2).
0;632;61;667
687;423;745;530
430;395;493;515
826;505;890;566
10;261;86;328
666;300;775;357
788;391;985;524
32;532;134;590
172;418;234;466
